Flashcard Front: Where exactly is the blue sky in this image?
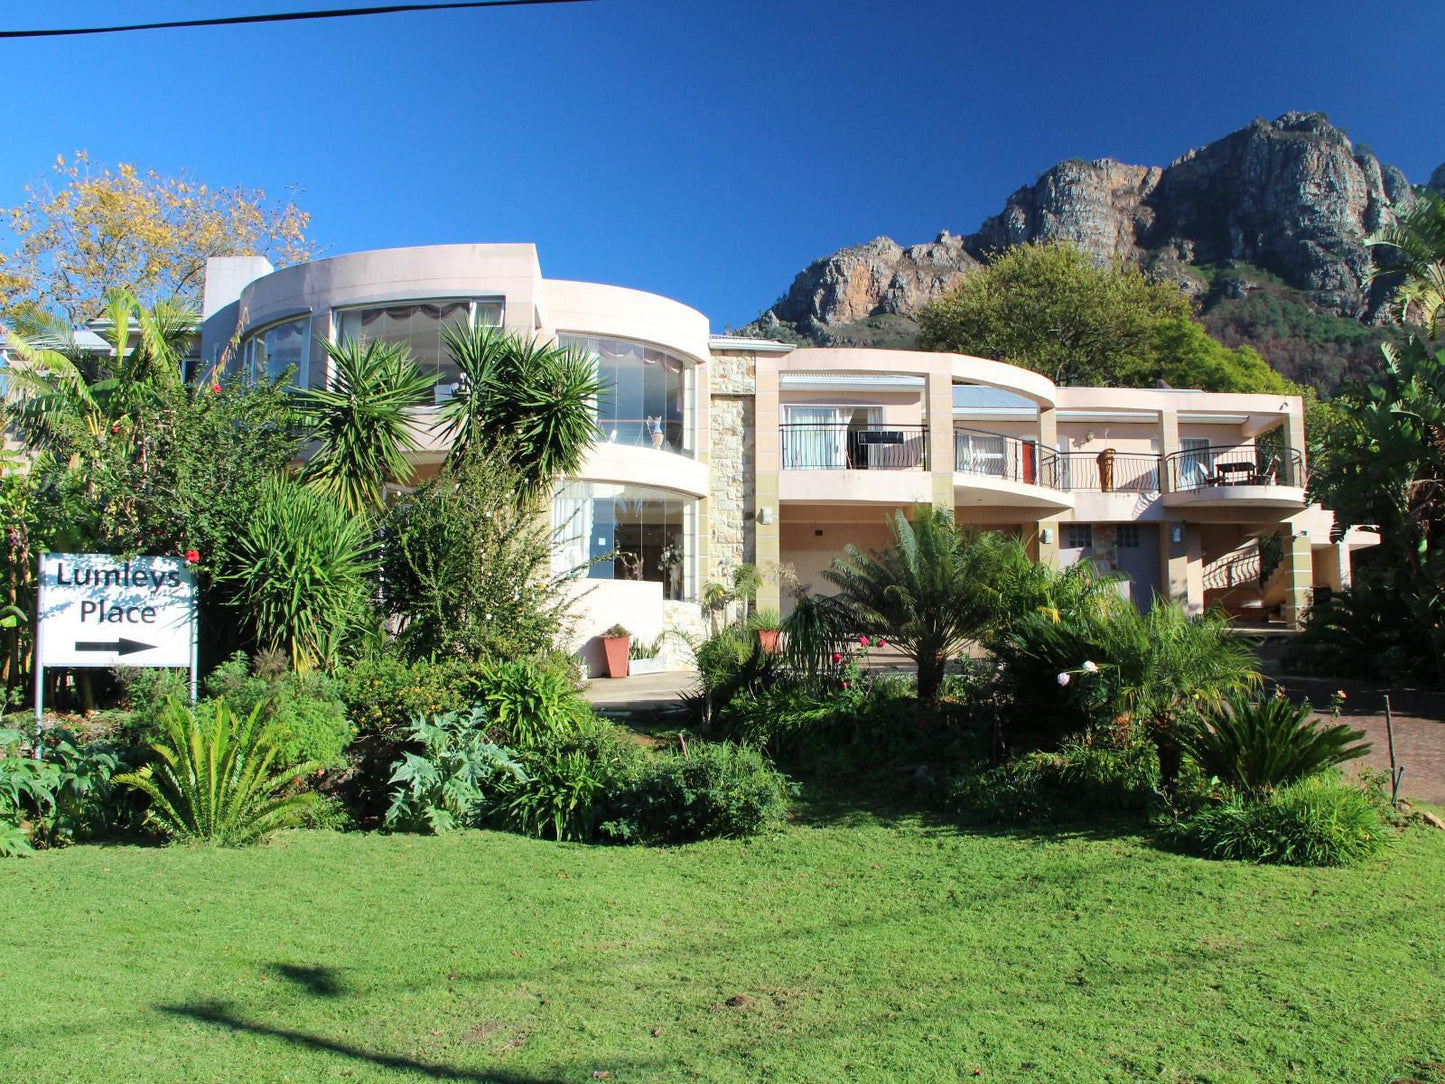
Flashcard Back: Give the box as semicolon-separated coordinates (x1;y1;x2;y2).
2;0;1442;330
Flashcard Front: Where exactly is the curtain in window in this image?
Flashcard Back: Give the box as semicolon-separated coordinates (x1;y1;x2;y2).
783;407;847;468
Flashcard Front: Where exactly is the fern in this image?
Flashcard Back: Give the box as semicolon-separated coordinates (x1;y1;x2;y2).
114;698;317;846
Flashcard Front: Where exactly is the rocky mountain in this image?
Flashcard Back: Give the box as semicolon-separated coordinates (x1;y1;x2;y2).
745;112;1439;389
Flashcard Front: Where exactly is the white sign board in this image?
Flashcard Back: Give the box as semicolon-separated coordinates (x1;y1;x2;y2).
37;553;196;668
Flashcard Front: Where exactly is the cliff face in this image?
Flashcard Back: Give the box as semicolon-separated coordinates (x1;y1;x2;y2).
748;113;1434;350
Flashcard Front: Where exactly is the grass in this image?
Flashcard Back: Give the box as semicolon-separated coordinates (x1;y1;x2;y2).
1;807;1443;1083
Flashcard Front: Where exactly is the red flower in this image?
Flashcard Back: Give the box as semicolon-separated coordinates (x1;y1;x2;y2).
210;383;223;395
859;635;870;646
841;680;850;690
110;422;121;434
831;652;842;664
878;639;888;648
184;548;200;564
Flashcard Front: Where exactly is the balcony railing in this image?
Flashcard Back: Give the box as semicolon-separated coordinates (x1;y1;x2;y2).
953;426;1057;486
1053;451;1161;493
1165;445;1305;493
780;423;928;470
599;417;693;458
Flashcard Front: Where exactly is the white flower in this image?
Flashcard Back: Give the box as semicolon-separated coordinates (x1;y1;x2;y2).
1057;672;1071;687
1082;660;1099;674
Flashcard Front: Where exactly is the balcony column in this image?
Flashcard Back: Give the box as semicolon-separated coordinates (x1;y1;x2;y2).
753;356;782;612
1033;405;1060;565
1159;408;1180;491
1281;530;1314;629
926;369;956;509
1162;521;1203;613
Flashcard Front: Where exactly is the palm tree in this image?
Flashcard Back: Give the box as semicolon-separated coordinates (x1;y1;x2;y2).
436;325;604;497
1367;189;1445;336
293;337;434;518
822;505;994;705
1100;602;1259;794
4;289;195;465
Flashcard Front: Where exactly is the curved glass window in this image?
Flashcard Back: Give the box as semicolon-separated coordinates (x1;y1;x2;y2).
553;481;695;601
242;316;310;388
559;334;695;458
335;299;503;402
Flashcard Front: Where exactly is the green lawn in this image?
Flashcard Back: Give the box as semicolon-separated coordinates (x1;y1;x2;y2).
2;810;1443;1083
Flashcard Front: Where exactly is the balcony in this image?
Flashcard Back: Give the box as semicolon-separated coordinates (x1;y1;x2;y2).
1162;445;1307;512
1051;451;1160;493
780;423;928;470
778;422;931;504
953;426;1072;511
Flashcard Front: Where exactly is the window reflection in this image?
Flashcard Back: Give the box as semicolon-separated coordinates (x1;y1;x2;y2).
554;481;694;601
559;334;694;457
334;299;502;400
242;316;310;388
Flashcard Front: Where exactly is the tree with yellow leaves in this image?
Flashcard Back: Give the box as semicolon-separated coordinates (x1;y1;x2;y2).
1;151;314;325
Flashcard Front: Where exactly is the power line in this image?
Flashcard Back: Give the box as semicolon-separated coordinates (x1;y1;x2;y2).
0;0;594;40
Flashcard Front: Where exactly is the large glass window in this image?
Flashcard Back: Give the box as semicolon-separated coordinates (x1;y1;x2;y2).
553;481;695;601
242;316;310;388
559;334;695;457
334;299;503;402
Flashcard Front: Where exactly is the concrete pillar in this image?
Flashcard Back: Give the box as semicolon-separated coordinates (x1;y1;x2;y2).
926;367;955;510
1035;517;1061;568
753;356;782;612
1162;521;1203;613
1282;531;1314;629
1159;408;1180;493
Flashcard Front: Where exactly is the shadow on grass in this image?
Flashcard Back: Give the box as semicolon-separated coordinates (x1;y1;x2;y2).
157;998;644;1083
270;962;346;997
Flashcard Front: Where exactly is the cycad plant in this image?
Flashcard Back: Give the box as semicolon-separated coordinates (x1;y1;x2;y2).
1366;187;1445;336
294;337;434;517
1180;690;1371;797
823;505;994;704
115;699;316;846
437;325;604;496
222;476;377;672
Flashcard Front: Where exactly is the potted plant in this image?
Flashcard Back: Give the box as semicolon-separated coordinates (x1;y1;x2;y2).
601;623;631;678
749;608;784;654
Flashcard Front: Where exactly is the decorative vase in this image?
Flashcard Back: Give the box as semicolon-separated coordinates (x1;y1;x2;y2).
602;634;631;678
651;430;665;449
757;629;781;654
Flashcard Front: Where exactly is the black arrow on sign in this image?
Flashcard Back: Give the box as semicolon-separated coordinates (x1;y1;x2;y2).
75;638;155;656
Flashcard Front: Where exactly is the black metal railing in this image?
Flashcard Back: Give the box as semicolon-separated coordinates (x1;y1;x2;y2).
1165;445;1305;493
953;426;1057;486
1052;451;1161;493
779;423;928;470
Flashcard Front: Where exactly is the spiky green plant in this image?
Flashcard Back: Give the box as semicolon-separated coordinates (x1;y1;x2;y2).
1366;187;1445;336
1181;690;1371;797
114;699;316;846
221;476;377;673
294;337;434;517
436;325;604;495
823;505;995;704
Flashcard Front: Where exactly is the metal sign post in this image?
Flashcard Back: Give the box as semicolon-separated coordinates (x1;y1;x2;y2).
33;553;198;756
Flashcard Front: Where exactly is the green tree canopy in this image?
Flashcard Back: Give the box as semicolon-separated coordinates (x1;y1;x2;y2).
917;242;1192;385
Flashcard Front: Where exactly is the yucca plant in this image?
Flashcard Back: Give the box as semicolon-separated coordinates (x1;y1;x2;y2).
436;325;605;496
1181;690;1371;797
294;337;434;517
115;699;316;846
221;476;377;673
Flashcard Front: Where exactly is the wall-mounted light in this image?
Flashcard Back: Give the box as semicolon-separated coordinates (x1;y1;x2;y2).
1040;527;1054;545
1171;525;1183;544
758;507;774;525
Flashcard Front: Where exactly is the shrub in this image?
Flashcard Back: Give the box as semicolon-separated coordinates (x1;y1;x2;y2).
949;740;1161;824
601;742;791;845
115;699;317;845
383;706;525;834
0;727;135;853
1171;775;1390;866
1180;691;1370;797
493;713;646;843
476;656;588;750
220;476;377;673
202;652;352;769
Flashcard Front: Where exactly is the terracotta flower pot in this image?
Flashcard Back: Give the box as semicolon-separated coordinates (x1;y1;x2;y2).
757;629;781;654
602;634;631;678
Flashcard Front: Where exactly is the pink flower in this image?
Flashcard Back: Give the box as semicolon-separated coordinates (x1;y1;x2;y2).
184;548;200;564
1336;690;1347;700
859;635;870;646
1057;672;1071;687
831;652;842;664
211;383;222;395
878;639;888;648
841;680;850;690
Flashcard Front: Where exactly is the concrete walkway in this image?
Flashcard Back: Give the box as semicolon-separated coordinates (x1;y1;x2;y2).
580;669;696;712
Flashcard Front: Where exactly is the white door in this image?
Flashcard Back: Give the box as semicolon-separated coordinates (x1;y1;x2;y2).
1179;437;1213;488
